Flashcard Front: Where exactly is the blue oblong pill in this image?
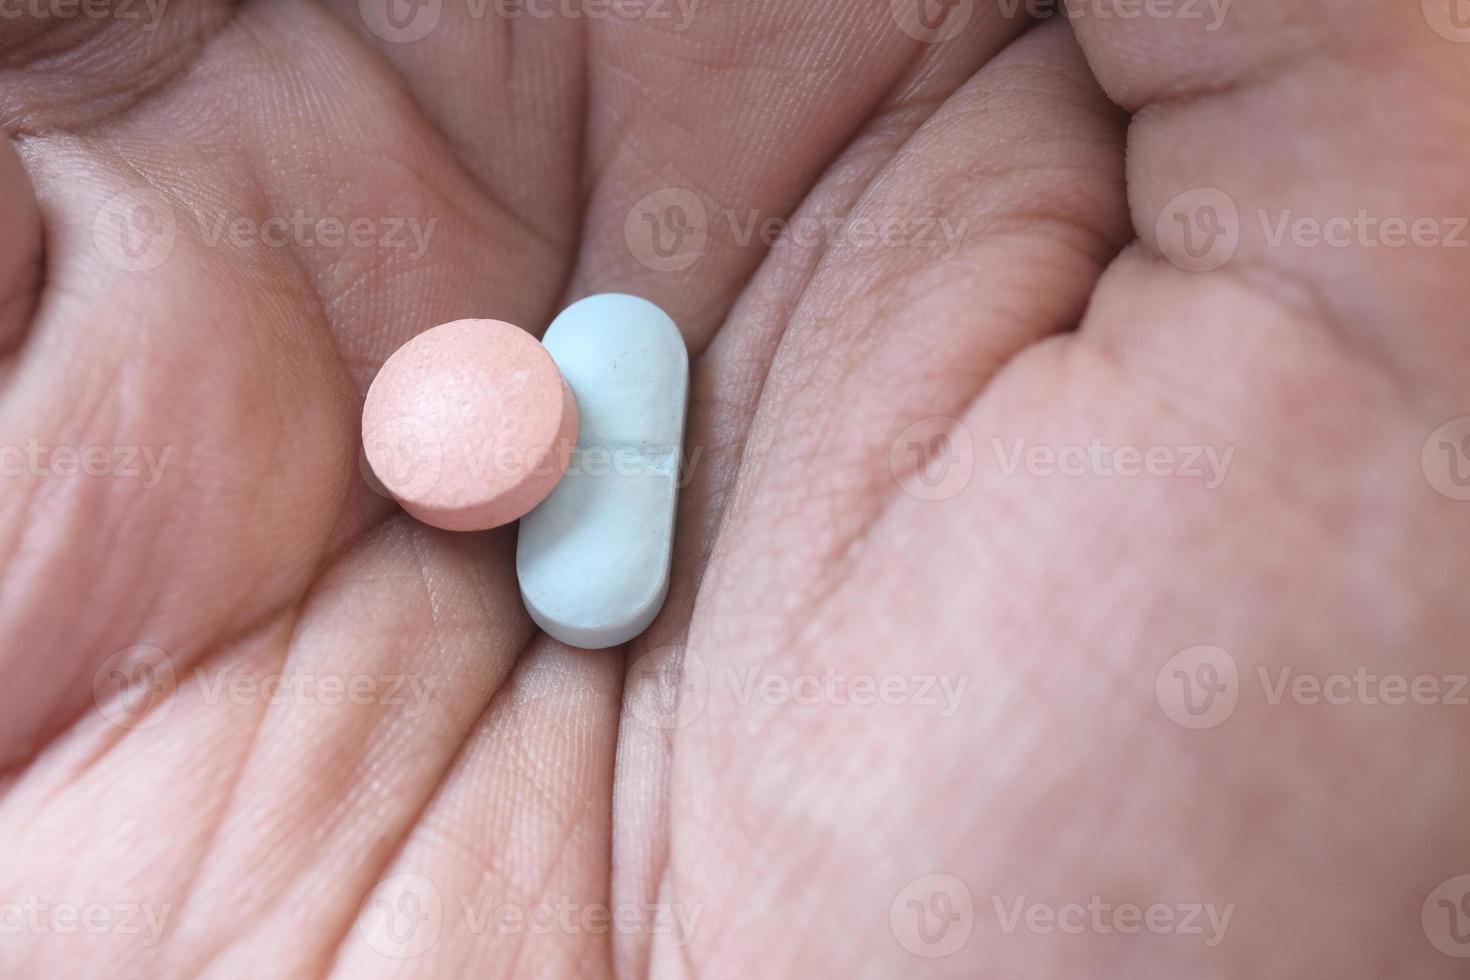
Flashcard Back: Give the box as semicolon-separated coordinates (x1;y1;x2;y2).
516;294;688;649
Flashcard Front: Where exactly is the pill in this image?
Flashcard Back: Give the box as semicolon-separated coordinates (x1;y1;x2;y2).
362;318;577;532
516;294;688;649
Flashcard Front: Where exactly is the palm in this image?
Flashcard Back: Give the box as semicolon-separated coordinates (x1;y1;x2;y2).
4;1;1468;977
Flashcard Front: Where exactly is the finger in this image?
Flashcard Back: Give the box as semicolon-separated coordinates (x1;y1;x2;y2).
1069;0;1470;384
682;18;1127;637
0;1;237;134
1052;3;1470;973
317;0;586;270
0;520;530;979
567;0;1038;351
658;19;1132;970
607;13;1105;972
0;1;570;765
327;638;623;979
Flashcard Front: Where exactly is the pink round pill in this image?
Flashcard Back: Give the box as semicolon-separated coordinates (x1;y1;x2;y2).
362;319;577;532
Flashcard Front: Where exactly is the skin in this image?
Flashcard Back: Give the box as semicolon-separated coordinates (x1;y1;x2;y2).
1;0;1468;976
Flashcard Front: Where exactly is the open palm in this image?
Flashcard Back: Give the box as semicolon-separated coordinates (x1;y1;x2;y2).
3;0;1469;976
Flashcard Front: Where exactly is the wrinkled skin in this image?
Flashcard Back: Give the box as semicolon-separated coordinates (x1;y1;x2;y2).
2;0;1469;977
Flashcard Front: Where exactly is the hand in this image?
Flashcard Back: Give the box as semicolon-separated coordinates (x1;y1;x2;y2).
1;1;1467;976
